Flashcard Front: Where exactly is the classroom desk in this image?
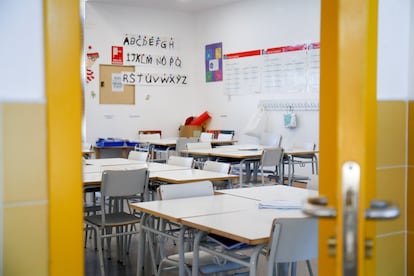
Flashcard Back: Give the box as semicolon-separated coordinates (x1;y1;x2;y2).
83;159;238;186
84;157;144;166
284;148;319;185
131;185;314;276
131;194;259;276
182;145;263;184
183;146;319;186
216;184;318;201
150;169;239;184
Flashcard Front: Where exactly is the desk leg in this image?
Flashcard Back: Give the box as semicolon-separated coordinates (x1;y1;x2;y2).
95;148;101;159
192;231;206;276
178;226;186;276
137;213;147;276
122;148;128;158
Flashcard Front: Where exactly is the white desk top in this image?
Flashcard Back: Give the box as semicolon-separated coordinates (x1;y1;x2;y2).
84;158;144;166
131;185;314;245
183;146;263;159
130;194;257;222
135;138;177;147
82;159;237;185
216;185;318;202
181;208;307;245
150;169;239;184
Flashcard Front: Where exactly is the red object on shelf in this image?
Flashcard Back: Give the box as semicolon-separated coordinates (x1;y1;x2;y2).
189;111;211;126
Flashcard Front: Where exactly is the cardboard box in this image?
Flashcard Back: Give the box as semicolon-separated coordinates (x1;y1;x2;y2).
179;125;202;137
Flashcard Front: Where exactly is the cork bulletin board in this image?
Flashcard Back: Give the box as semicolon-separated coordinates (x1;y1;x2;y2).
99;64;135;104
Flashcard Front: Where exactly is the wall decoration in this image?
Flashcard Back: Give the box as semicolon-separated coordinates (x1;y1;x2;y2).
116;33;188;86
205;42;223;82
111;46;123;65
122;71;188;86
86;45;100;83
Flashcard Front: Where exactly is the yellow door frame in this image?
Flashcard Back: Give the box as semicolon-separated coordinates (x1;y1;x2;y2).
44;1;84;275
320;0;377;274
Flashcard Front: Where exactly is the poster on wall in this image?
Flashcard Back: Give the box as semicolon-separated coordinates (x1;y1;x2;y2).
205;42;223;82
112;46;123;65
222;42;320;96
307;42;320;95
262;44;308;94
223;49;262;95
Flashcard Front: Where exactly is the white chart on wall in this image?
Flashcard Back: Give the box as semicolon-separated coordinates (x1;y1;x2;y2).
223;50;262;95
223;43;320;96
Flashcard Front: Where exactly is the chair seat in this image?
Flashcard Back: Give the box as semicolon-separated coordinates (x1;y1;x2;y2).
85;212;140;227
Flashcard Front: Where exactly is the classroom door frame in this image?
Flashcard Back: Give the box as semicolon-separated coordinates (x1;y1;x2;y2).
318;0;379;274
46;0;388;275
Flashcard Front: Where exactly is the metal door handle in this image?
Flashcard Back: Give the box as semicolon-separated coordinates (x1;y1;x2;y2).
303;196;336;218
365;200;400;220
302;161;400;274
304;197;400;220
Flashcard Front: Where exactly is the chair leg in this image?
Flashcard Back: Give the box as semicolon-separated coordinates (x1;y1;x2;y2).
306;260;314;276
94;226;105;276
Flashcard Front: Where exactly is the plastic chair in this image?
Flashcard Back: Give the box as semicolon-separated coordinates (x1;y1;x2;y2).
156;181;216;276
128;150;149;161
193;217;318;276
185;142;212;168
260;133;282;147
217;133;234;141
259;147;285;185
84;168;149;276
167;155;194;168
266;218;318;276
203;160;232;189
174;137;199;156
290;143;318;174
137;132;167;162
199;132;213;142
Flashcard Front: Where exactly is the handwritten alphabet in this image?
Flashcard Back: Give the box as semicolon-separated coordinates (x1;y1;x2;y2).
123;34;176;50
122;72;188;86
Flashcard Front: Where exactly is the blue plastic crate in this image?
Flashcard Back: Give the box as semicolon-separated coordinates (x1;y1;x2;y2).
95;138;125;147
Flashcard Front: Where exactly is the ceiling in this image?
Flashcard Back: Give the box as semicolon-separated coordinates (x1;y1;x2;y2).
85;0;244;12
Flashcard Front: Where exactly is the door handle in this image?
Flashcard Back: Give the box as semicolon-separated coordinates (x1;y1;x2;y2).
302;161;400;275
304;197;400;219
303;196;336;218
365;200;400;220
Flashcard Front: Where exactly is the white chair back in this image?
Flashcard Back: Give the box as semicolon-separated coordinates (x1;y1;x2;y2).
199;132;213;142
175;137;199;156
186;142;212;150
128;150;149;161
101;168;149;199
267;218;318;275
217;133;233;141
203;161;230;174
167;155;194;168
260;133;282;147
139;133;161;140
261;147;284;167
159;181;214;200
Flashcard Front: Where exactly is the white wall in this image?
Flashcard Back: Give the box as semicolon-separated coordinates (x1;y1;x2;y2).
85;0;321;147
193;0;321;147
85;2;200;142
377;0;412;100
